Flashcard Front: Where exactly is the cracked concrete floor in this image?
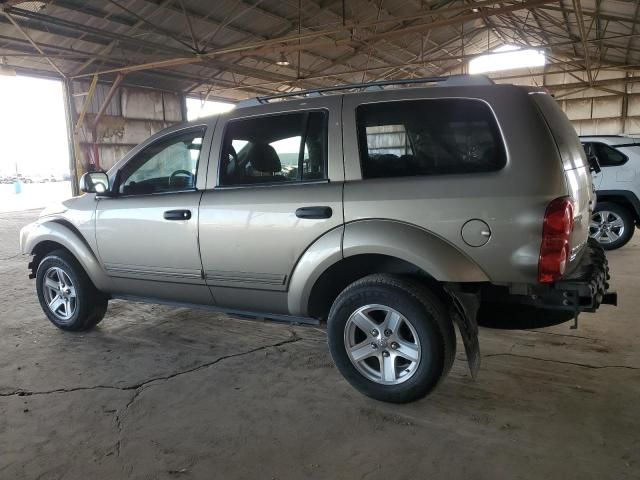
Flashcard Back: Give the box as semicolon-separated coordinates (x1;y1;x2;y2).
1;210;639;480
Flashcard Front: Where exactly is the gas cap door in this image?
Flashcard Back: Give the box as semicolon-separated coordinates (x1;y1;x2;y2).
461;219;491;247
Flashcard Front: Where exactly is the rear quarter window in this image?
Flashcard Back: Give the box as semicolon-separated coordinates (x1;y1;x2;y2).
356;98;506;179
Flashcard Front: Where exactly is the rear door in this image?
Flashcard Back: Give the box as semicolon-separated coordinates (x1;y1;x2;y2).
198;97;344;314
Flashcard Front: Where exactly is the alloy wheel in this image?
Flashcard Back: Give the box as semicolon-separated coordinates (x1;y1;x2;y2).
590;210;625;245
344;304;422;385
42;266;77;322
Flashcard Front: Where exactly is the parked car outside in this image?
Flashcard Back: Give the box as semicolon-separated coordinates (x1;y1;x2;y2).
20;76;616;403
581;135;640;250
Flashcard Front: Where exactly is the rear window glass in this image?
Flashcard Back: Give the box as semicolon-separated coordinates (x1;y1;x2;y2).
356;99;506;179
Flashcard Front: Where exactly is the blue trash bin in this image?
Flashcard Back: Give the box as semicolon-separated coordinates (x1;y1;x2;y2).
14;180;22;194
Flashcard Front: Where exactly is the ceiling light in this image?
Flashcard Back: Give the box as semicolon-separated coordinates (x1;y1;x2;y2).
0;57;16;76
276;53;290;66
472;7;480;12
469;45;546;74
13;1;47;12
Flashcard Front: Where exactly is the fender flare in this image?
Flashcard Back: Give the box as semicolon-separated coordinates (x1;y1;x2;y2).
287;220;489;316
595;189;640;220
20;220;112;292
287;227;343;316
342;219;489;282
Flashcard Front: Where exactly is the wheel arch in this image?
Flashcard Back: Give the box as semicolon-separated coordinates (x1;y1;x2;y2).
596;190;640;224
287;219;488;318
306;253;450;320
21;220;111;292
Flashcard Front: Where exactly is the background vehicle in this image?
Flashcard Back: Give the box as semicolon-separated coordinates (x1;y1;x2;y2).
581;135;640;250
20;76;615;403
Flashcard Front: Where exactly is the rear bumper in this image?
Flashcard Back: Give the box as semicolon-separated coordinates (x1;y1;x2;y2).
553;238;617;312
525;238;617;313
485;238;617;314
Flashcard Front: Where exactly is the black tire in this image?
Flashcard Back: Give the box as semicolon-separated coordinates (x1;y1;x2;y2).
327;274;455;403
35;249;108;331
591;202;635;250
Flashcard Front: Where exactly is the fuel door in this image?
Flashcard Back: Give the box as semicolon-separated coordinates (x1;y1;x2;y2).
461;219;491;247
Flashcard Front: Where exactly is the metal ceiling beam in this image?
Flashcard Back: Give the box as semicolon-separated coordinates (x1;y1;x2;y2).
70;0;176;75
0;8;66;77
2;6;190;56
541;5;640;26
201;36;638;97
625;1;640;65
139;0;353;78
572;0;593;85
106;0;196;51
71;0;558;79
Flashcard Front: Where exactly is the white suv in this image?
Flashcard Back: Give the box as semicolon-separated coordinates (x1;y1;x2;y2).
581;135;640;250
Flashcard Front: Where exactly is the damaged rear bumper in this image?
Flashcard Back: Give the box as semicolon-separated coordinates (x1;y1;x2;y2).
530;238;617;313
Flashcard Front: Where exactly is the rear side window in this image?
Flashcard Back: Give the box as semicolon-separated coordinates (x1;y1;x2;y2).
219;111;327;186
356;99;506;179
589;142;628;167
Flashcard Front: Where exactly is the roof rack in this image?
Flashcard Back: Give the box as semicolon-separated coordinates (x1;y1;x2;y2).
237;74;494;108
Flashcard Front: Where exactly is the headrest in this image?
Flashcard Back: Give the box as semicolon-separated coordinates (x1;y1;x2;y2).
245;143;281;173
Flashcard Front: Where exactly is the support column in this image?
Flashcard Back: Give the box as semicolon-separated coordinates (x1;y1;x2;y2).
179;92;188;122
62;79;79;196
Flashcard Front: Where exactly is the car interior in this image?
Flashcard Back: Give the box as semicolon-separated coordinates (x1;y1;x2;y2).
358;99;504;178
120;130;203;195
220;111;327;186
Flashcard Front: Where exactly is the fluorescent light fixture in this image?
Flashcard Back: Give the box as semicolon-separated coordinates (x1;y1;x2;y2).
14;1;47;12
276;53;290;66
469;45;546;74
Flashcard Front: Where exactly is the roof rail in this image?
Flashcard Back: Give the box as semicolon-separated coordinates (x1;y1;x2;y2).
237;74;493;107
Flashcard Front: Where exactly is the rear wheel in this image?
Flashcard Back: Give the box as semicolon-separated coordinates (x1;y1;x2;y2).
327;275;455;403
590;202;634;250
36;250;108;331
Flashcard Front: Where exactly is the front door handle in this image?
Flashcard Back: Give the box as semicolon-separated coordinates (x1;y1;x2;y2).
164;209;192;220
295;206;332;219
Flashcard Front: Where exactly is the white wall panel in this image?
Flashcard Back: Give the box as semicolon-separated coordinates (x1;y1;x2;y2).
564;98;592;120
592;96;622;119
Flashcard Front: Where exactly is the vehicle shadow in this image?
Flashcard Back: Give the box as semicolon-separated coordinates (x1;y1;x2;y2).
477;304;575;330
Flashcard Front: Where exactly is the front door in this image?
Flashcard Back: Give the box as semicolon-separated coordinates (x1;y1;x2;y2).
95;125;213;305
199;99;344;314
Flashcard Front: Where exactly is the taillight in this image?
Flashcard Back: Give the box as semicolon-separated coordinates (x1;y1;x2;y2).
538;197;574;283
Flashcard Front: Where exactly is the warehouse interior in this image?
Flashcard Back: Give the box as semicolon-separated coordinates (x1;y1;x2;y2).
1;1;639;478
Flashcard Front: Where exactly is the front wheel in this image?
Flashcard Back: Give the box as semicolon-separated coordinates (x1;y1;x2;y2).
327;275;455;403
36;250;108;331
590;202;635;250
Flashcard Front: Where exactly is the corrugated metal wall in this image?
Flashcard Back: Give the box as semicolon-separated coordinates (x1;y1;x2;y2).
499;69;639;137
72;81;185;171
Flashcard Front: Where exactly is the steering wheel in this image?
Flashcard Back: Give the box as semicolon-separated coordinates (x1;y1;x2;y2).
169;169;194;188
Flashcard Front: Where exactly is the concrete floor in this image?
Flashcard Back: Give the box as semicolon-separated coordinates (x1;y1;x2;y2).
1;210;638;480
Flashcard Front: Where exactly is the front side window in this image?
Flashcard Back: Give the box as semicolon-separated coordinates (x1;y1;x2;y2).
219;111;327;186
120;128;204;195
590;142;628;167
357;99;506;179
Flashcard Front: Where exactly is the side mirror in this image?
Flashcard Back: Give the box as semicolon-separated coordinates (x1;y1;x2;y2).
79;172;110;195
582;144;601;174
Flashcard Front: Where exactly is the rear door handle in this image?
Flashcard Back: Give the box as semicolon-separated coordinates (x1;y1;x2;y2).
295;206;332;219
164;209;192;220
